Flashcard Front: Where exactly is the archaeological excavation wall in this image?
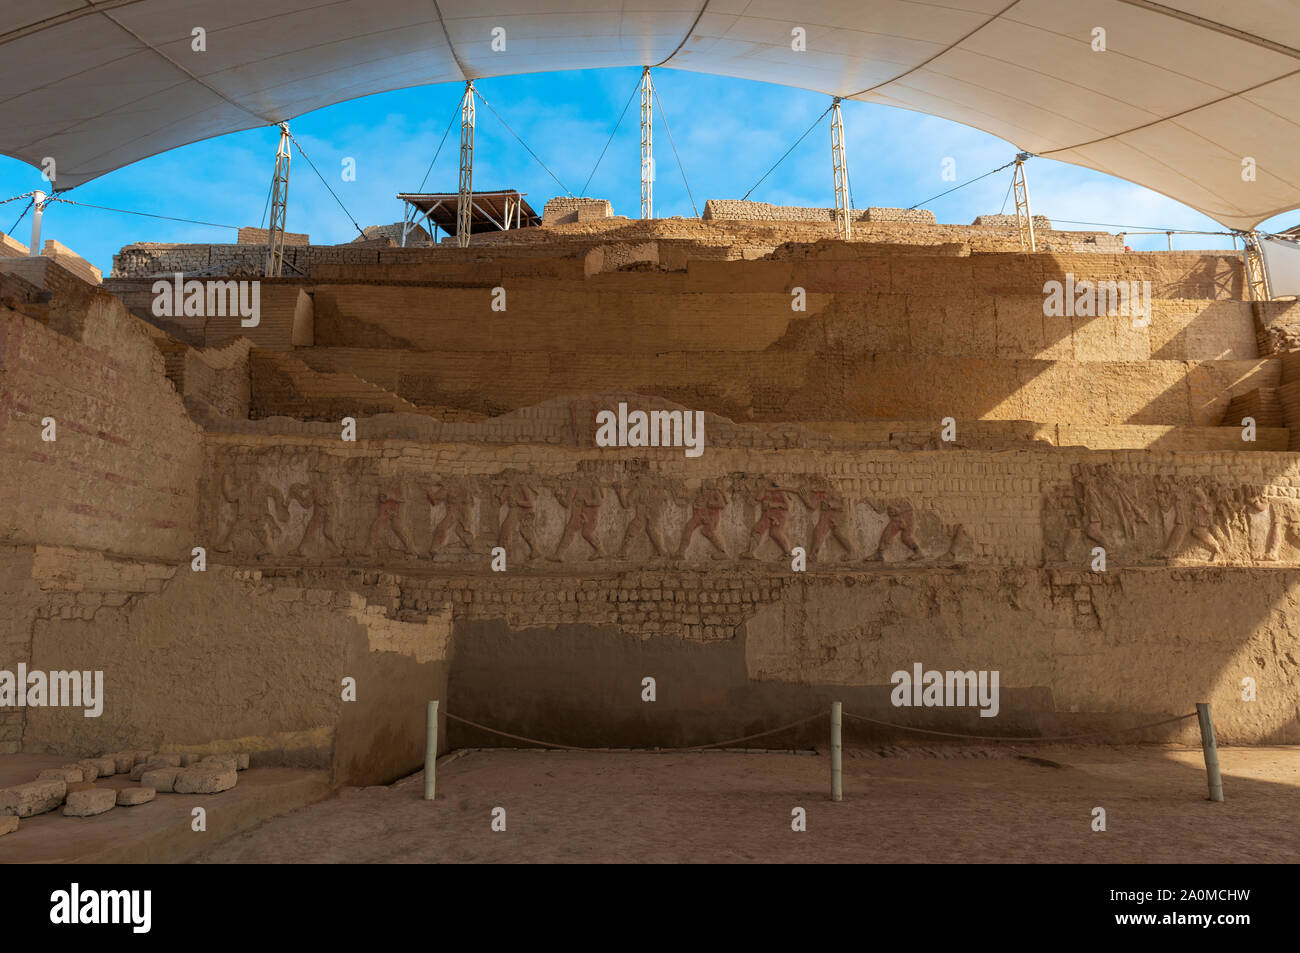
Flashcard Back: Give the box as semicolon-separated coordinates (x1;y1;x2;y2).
194;435;1300;746
0;283;449;783
5;227;1300;788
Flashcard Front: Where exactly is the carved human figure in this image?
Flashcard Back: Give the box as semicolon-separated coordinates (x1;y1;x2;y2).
497;474;542;561
1073;465;1112;551
427;477;475;554
868;498;921;561
1158;477;1218;560
551;479;607;561
675;481;730;559
288;482;338;557
1098;464;1148;540
616;476;670;559
1218;485;1254;548
1054;482;1084;560
943;523;972;564
213;470;286;555
1155;475;1184;559
1189;484;1221;560
1247;490;1282;561
367;484;414;556
798;478;856;560
743;481;795;559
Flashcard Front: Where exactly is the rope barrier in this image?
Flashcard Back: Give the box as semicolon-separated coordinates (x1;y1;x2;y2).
581;74;642;197
427;704;1221;804
472;88;575;198
444;710;825;752
841;710;1197;743
282;127;367;238
742;104;832;201
441;707;1198;753
650;77;699;218
1;190;36;206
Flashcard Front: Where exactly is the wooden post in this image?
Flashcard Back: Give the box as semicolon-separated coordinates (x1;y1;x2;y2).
1196;702;1223;802
831;701;842;802
424;700;439;801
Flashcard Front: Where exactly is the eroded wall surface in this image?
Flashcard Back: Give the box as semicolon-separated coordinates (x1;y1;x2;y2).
194;435;1300;744
6;239;1300;783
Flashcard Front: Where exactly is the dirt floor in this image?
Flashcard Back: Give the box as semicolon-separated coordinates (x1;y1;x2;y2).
193;744;1300;863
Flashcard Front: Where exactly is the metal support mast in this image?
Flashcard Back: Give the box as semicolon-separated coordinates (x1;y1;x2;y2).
457;81;475;248
28;190;45;257
1012;153;1036;252
640;67;653;219
830;98;850;241
1243;231;1271;302
265;123;291;277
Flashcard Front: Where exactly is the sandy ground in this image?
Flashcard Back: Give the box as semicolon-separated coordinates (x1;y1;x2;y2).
194;744;1300;863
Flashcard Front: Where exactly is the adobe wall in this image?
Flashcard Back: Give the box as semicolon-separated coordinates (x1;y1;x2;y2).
0;292;203;559
445;568;1298;749
209;249;1251;427
109;215;1135;277
9;546;451;784
702;200;937;225
543;197;613;225
190;434;1300;745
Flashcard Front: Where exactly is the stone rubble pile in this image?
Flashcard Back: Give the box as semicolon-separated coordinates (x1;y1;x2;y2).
0;749;249;833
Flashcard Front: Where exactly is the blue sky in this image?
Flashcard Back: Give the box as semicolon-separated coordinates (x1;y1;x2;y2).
2;66;1292;275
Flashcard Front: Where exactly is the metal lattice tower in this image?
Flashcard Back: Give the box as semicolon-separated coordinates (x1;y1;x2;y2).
1012;153;1036;252
265;124;291;277
1243;231;1271;302
457;81;476;248
830;98;850;241
640;67;653;220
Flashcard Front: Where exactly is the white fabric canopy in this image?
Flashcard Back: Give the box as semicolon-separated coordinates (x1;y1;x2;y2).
2;0;1298;229
1260;236;1300;297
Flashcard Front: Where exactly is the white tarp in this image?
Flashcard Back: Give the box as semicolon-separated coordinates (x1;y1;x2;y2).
1;0;1299;229
1259;236;1300;299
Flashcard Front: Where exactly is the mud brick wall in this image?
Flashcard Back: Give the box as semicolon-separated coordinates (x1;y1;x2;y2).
188;435;1300;745
0;293;202;560
0;256;99;296
198;437;1300;576
8;547;451;785
543;197;613;224
972;213;1053;230
236;227;310;246
252;249;1259;427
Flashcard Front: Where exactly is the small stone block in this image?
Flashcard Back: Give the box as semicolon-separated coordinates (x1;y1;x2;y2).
129;764;148;781
104;752;135;774
146;754;181;767
38;767;82;783
75;760;100;782
0;815;17;836
173;763;236;794
139;767;182;793
116;787;156;807
63;788;116;817
0;779;66;817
